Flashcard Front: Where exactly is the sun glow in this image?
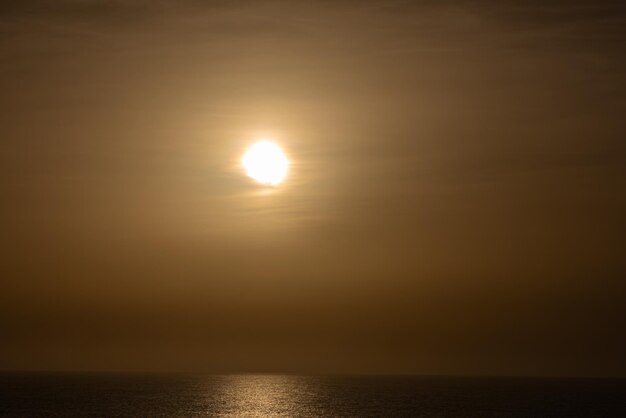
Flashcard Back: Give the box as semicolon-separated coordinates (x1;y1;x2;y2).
241;140;289;186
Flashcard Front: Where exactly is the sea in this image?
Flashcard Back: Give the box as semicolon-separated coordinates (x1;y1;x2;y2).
1;374;625;417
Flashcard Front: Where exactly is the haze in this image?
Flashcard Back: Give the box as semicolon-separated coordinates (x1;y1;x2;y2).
1;0;625;376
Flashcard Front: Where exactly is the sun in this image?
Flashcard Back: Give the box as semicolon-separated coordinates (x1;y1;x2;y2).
241;140;289;186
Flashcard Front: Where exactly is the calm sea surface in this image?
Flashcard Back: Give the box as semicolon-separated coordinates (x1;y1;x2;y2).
1;374;624;417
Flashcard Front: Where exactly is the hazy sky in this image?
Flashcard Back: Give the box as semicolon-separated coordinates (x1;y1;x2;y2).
1;0;625;376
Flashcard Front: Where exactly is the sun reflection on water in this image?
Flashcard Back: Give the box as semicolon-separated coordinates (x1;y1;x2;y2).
204;374;312;417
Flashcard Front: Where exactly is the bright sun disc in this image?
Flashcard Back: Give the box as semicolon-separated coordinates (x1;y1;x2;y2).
241;141;289;186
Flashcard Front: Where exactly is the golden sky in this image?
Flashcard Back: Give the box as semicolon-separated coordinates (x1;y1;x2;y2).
1;0;625;376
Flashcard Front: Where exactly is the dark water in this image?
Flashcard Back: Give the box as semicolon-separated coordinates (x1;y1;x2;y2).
1;374;625;417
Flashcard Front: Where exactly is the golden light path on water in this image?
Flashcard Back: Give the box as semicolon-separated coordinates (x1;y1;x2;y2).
203;375;311;416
